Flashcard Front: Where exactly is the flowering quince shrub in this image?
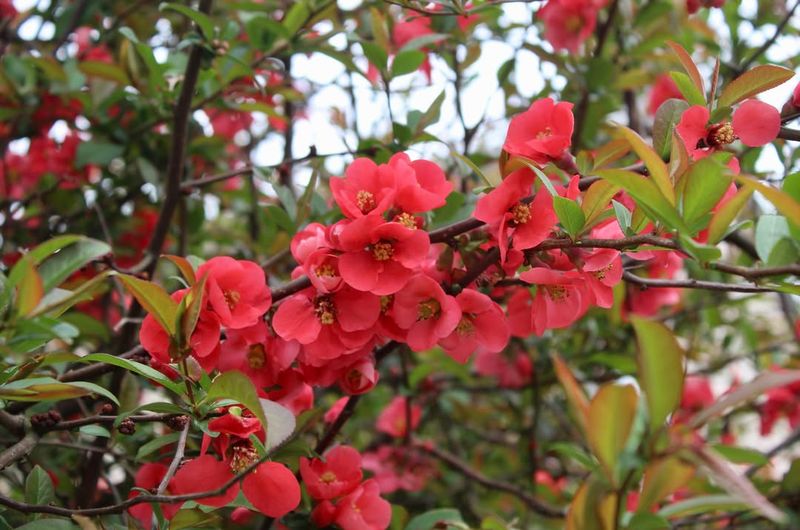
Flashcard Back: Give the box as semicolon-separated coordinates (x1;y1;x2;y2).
2;2;800;530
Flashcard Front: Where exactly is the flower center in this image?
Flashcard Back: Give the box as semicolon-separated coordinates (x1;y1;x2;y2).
564;14;583;33
536;126;553;139
417;298;441;320
380;295;393;314
246;344;266;370
545;285;567;301
395;212;417;229
706;122;735;148
372;241;394;261
320;470;338;484
592;264;613;281
510;203;531;225
315;263;336;278
230;442;258;474
224;290;240;309
456;317;474;335
356;190;376;213
314;296;336;325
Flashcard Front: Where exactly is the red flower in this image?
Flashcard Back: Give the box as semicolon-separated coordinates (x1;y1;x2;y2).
325;397;349;423
362;445;436;493
311;479;392;530
330;158;399;219
537;0;604;53
171;454;300;518
376;396;421;438
391;274;461;352
474;347;533;388
390;154;453;214
581;248;623;308
139;289;221;372
438;289;510;363
338;356;380;395
300;445;363;500
474;169;558;263
504;98;574;165
648;74;684;115
337;216;430;295
514;267;590;335
197;257;272;329
272;286;379;361
127;463;181;526
218;322;299;390
732;99;780;147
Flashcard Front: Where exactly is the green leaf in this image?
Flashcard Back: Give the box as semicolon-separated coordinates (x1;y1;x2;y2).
29;271;113;318
406;508;464;530
391;49;425;78
707;187;753;244
595;169;688;232
177;272;208;352
79;424;111;438
118;275;179;336
755;215;791;263
169;508;222;530
282;1;310;35
25;465;55;506
736;174;800;227
160;3;215;38
680;154;732;229
581;180;620;226
658;495;747;518
361;41;388;72
587;383;638;485
0;377;119;405
15;521;78;530
78;353;184;395
632;317;684;429
626;513;670;529
712;444;768;466
161;255;196;285
717;64;795;108
612;200;632;234
616;126;675;205
414;90;446;134
136;432;181;461
206;371;268;435
638;457;695;513
666;41;705;98
74;141;125;168
78;60;130;85
652;99;690;158
15;257;44;317
553;196;586;239
37;238;111;292
669;71;705;106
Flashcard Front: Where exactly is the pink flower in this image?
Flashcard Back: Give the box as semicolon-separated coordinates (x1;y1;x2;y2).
515;267;591;335
474;347;533;388
218;322;299;390
127;463;181;526
438;289;510;363
391;274;461;351
362;445;436;493
272;286;379;361
139;289;221;372
300;445;363;500
504;98;574;165
325;397;349;423
474;169;558;262
377;396;421;438
581;249;623;308
537;0;603;53
391;154;453;214
336;216;430;295
648;74;684;115
311;479;391;530
330;158;398;219
197;257;272;329
338;356;380;395
732;99;780;147
171;455;300;518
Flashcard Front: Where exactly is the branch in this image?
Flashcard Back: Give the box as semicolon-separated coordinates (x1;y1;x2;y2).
622;271;780;293
737;0;800;73
138;0;214;274
416;444;565;519
778;126;800;141
156;421;190;494
0;433;37;470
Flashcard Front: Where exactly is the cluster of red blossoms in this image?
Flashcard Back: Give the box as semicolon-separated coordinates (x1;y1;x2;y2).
132;86;782;526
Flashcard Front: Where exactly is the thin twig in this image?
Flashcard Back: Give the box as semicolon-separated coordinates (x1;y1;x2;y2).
156;421;190;494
